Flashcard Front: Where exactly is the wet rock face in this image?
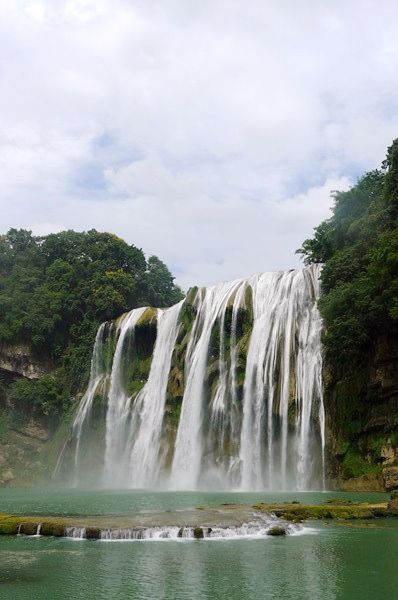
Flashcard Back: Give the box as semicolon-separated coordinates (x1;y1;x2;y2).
325;334;398;490
19;522;40;535
383;466;398;491
85;527;101;540
177;526;212;539
41;522;66;537
193;527;204;539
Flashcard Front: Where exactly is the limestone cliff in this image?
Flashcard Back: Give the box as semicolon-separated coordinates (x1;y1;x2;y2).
1;315;398;491
0;344;50;380
325;334;398;491
0;345;71;486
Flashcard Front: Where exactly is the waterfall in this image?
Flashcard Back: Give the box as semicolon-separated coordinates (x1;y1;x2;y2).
64;264;325;491
103;307;147;486
239;267;324;490
71;323;108;481
127;301;184;487
170;279;245;489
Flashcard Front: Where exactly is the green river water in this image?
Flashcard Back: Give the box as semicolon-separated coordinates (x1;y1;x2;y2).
0;488;397;600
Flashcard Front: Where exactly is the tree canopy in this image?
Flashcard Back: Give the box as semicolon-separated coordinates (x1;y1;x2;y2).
297;139;398;374
0;229;183;391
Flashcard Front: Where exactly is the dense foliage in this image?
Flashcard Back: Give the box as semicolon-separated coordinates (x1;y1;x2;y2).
9;375;69;418
298;140;398;374
0;229;183;403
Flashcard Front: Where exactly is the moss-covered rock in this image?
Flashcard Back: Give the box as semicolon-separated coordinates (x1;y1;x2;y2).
18;522;40;535
40;521;66;536
267;526;286;536
325;334;398;490
253;501;390;521
0;515;22;534
193;526;204;539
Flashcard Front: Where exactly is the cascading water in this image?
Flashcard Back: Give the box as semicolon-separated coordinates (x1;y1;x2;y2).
63;264;325;491
103;307;147;486
238;268;323;491
53;322;112;484
71;323;108;479
170;279;245;489
127;301;184;487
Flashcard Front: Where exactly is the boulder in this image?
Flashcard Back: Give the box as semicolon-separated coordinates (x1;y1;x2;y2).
19;522;39;535
1;469;15;484
387;498;398;515
40;522;66;537
382;466;398;491
85;527;101;540
193;527;204;539
267;526;287;536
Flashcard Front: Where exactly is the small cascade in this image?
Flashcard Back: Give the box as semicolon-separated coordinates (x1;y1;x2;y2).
65;527;86;539
63;264;325;491
17;523;43;536
100;527;181;540
98;518;301;541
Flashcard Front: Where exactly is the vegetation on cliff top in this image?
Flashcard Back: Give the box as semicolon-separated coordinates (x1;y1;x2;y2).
0;229;183;416
297;139;398;375
298;139;398;484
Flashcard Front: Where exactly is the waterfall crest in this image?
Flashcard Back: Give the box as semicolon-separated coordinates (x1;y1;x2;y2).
63;264;325;491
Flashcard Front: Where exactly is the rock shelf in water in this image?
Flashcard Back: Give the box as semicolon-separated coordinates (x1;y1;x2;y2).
253;498;398;520
0;499;397;540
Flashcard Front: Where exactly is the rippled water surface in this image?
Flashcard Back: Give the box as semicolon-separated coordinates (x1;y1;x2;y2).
0;488;397;599
0;487;388;516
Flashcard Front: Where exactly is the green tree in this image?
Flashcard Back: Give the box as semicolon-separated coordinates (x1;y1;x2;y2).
141;255;183;307
0;229;183;409
297;141;398;375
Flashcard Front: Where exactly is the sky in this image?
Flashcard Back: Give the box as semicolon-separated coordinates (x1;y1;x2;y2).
1;1;398;289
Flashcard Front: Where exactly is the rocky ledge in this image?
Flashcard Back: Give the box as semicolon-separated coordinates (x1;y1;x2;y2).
253;498;398;521
1;498;397;541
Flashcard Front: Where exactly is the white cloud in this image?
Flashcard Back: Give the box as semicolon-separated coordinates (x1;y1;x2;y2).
0;0;397;288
